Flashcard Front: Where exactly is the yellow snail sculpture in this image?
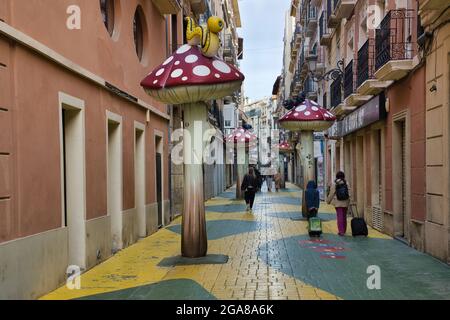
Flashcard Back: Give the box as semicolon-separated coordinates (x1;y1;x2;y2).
185;16;225;58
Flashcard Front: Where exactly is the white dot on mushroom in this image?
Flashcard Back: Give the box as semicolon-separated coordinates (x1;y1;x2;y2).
162;56;173;66
305;111;311;116
176;44;191;54
193;65;211;77
171;69;183;78
185;55;198;64
213;60;231;74
155;68;165;77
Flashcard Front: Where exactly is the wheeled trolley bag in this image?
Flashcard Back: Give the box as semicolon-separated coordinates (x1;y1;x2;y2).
308;217;322;237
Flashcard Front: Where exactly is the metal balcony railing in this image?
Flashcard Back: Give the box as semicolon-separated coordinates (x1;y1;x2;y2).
330;76;342;108
309;5;317;19
375;9;415;70
357;38;375;87
304;76;317;99
344;60;354;99
319;11;326;38
327;0;333;21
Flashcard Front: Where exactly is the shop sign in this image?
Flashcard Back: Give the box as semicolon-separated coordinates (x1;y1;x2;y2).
329;94;386;138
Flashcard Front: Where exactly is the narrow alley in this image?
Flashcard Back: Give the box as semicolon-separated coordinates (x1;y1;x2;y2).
42;183;450;300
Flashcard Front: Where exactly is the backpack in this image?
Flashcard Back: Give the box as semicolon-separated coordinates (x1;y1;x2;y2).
336;182;349;201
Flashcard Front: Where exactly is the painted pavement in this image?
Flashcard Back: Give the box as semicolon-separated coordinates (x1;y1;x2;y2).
41;183;450;300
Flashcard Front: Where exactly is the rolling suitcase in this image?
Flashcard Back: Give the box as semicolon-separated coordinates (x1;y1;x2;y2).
350;203;368;237
308;217;322;237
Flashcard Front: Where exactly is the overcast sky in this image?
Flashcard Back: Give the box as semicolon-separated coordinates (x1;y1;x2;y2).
237;0;291;102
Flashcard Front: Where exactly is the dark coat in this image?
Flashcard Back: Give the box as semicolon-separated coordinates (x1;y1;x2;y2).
241;174;258;192
305;180;320;211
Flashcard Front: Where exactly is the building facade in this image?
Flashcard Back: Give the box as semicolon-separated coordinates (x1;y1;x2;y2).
418;0;450;262
0;0;176;299
283;0;450;263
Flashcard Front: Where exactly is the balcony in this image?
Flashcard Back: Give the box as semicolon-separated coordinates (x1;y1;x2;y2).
343;60;353;99
189;0;207;15
319;11;332;46
304;77;318;100
152;0;181;15
330;76;342;109
334;0;356;20
344;59;373;107
418;0;450;28
312;45;326;76
356;38;393;95
327;0;339;28
306;6;318;37
374;10;416;81
223;34;233;56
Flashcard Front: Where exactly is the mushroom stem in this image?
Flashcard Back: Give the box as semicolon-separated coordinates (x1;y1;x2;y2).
300;131;316;216
236;144;247;199
181;102;208;258
279;154;286;189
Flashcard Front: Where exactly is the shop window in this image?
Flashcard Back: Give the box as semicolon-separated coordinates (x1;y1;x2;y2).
100;0;115;36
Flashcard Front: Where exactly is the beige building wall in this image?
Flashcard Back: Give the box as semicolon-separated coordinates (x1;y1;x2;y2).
421;12;450;262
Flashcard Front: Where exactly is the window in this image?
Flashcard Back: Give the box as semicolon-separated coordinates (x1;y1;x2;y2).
100;0;115;36
133;6;145;61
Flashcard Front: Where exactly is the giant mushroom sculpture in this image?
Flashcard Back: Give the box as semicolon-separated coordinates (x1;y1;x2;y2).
226;128;257;199
278;141;294;189
278;99;336;216
141;43;244;258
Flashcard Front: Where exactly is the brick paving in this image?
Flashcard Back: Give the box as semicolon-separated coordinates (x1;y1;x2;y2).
41;183;450;300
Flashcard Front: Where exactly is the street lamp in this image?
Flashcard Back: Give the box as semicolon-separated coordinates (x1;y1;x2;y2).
307;58;345;83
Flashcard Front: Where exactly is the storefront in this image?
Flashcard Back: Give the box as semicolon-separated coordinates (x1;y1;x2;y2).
326;94;387;228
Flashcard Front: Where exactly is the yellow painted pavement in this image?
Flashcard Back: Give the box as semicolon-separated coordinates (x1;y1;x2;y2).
41;183;390;300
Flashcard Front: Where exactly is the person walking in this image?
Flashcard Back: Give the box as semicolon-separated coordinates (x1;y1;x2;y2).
254;167;263;192
326;171;351;236
266;175;273;192
305;180;320;219
274;171;282;192
241;168;259;212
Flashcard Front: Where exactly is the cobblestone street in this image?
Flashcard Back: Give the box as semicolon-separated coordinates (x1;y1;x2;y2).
42;184;450;300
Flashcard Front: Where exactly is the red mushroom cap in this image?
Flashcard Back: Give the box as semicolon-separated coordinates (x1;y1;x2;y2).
141;45;245;104
278;141;293;153
278;99;336;131
226;128;257;144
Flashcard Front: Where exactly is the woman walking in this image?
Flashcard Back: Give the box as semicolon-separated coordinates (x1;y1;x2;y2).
274;171;282;192
326;171;351;236
241;168;259;212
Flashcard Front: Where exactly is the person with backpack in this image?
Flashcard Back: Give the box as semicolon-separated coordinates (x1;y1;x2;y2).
241;168;259;212
326;171;351;236
305;180;320;219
